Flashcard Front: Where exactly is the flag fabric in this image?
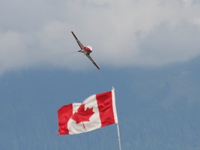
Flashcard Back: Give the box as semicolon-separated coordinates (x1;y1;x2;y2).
57;89;118;135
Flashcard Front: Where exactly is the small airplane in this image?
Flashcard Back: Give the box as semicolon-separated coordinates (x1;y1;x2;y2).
71;31;100;70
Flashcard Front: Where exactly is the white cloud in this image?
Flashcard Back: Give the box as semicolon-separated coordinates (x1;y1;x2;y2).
0;0;200;74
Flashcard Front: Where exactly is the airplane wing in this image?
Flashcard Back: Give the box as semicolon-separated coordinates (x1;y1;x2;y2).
86;54;101;70
71;31;84;49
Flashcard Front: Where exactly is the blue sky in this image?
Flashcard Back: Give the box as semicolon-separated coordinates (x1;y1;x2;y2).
1;0;200;150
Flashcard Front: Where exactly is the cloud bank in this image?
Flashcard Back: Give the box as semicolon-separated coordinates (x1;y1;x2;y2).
0;0;200;74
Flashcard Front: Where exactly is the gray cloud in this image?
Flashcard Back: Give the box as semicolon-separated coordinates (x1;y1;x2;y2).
0;0;200;74
137;22;200;66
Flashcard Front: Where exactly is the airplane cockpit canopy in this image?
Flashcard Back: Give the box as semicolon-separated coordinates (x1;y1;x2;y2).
87;46;93;50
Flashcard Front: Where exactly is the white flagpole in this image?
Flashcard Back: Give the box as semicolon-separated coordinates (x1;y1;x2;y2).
112;87;122;150
116;123;122;150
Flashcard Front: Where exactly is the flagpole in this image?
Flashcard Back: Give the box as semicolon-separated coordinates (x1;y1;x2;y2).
112;87;122;150
116;123;122;150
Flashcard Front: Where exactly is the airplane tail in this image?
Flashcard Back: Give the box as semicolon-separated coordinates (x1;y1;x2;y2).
78;50;82;52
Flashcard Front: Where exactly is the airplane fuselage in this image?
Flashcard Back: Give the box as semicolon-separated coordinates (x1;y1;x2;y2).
78;46;92;55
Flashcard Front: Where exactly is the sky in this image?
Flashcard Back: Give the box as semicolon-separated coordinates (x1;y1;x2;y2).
1;0;200;74
1;0;200;150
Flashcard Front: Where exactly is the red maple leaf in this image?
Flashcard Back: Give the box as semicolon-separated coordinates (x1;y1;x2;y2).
72;104;94;124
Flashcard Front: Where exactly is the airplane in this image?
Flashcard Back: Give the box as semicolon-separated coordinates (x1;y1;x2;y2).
71;31;101;70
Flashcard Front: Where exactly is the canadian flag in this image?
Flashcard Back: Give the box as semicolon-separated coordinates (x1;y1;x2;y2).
58;89;118;135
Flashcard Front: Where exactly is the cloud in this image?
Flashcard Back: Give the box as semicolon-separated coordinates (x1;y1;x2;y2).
0;0;200;74
137;22;200;66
